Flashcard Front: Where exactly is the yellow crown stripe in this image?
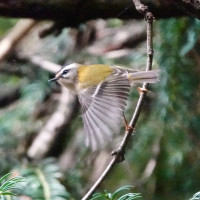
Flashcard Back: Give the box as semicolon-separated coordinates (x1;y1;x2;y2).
78;65;113;88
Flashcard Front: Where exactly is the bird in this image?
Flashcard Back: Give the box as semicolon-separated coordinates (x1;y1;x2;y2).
49;63;159;150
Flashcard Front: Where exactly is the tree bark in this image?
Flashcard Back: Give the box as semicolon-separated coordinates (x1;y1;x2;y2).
167;0;200;19
0;0;186;27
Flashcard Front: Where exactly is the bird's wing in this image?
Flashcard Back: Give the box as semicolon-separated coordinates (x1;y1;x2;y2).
78;74;130;150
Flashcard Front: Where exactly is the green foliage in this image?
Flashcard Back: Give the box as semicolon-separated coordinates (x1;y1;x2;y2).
0;14;200;200
152;18;200;199
0;172;24;200
90;185;141;200
19;159;71;200
189;191;200;200
0;18;17;37
0;64;50;173
119;17;200;200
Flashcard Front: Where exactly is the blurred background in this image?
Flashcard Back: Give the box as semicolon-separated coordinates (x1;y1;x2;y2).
0;3;200;200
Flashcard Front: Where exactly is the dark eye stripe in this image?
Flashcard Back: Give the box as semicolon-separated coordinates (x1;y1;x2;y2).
63;70;69;74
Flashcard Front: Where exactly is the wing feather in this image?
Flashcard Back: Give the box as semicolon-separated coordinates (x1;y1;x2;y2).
78;73;130;150
96;96;127;108
86;109;112;148
83;102;116;149
83;113;98;148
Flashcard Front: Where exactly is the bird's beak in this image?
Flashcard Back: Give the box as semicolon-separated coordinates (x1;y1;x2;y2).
48;77;59;82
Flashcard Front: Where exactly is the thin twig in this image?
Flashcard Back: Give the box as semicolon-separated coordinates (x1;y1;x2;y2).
18;54;61;73
82;1;154;200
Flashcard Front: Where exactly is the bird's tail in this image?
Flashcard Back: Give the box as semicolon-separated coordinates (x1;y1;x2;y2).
128;70;159;83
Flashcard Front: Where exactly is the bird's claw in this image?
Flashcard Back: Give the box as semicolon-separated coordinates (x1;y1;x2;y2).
126;125;135;132
123;113;135;132
137;87;150;94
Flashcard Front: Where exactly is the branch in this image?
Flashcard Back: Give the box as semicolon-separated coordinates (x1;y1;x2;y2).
18;54;61;73
0;19;37;63
0;0;186;26
24;57;77;159
82;1;154;199
27;87;77;159
86;22;146;56
167;0;200;19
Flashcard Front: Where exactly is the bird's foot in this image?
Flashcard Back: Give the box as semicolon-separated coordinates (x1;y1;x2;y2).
137;87;150;94
123;113;135;132
126;125;135;132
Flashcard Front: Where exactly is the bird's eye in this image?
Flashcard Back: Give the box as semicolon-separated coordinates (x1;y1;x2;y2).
62;70;69;75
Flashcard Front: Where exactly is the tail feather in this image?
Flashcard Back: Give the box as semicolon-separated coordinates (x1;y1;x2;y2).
128;70;159;84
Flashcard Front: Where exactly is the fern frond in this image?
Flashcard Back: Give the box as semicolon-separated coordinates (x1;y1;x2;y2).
0;172;24;199
90;185;142;200
19;158;71;200
189;191;200;200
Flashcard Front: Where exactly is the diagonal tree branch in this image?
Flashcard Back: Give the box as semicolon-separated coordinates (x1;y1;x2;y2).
18;54;61;73
19;55;78;160
0;19;37;63
81;1;154;200
27;86;77;159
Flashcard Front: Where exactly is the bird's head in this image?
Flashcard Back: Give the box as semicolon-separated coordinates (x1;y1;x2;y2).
49;63;80;89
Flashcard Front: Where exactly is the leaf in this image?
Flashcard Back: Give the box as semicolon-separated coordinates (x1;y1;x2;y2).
0;173;12;184
1;192;16;196
91;185;141;200
90;193;107;200
19;159;71;200
189;191;200;200
112;185;134;199
0;172;24;200
118;193;142;200
0;176;24;192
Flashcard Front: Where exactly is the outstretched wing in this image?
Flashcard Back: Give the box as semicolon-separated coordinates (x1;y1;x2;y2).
78;73;130;150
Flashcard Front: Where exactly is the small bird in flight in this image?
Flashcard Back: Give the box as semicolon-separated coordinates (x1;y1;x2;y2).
49;63;159;150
